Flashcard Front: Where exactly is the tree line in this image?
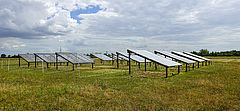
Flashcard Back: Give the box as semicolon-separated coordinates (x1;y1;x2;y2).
1;54;19;58
192;49;240;56
1;49;240;58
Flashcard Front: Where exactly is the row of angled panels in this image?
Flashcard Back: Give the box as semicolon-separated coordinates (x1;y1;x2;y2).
126;49;210;67
91;54;113;61
19;52;95;64
116;51;151;63
19;50;210;67
58;52;95;64
127;49;182;67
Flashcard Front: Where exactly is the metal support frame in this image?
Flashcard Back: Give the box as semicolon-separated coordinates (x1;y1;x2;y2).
155;63;157;70
127;49;181;77
72;64;75;70
117;53;119;68
145;58;147;72
112;53;114;65
128;52;131;74
56;53;58;69
18;55;20;67
35;54;37;68
166;67;168;78
178;66;180;74
185;64;188;72
155;51;193;73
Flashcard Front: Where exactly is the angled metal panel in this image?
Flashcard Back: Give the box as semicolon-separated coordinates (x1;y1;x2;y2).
183;52;211;61
127;49;182;67
19;54;41;63
116;51;151;63
91;54;112;61
35;53;68;63
56;52;95;64
172;51;205;62
154;50;196;64
112;53;126;60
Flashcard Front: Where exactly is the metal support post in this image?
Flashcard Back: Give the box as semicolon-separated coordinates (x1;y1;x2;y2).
198;62;199;68
8;59;9;71
145;58;147;72
42;60;44;73
19;55;20;67
166;67;168;78
185;64;188;72
117;53;119;68
155;63;157;70
35;54;37;68
112;53;114;65
129;52;131;74
56;53;58;69
178;65;180;74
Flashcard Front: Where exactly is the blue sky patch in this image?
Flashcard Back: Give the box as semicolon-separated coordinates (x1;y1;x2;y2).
47;13;56;20
47;5;103;23
70;5;103;24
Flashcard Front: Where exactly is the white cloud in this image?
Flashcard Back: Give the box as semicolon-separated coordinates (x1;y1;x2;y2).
1;0;240;55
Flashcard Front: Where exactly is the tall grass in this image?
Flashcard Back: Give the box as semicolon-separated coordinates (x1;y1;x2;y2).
0;57;239;110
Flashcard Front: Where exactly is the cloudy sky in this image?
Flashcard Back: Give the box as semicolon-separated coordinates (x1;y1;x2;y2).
1;0;240;55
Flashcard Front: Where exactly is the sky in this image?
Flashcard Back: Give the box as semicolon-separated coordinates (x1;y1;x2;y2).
1;0;240;55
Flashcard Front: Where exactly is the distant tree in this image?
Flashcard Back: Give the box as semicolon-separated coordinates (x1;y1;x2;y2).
1;54;6;58
199;49;209;56
12;55;19;58
191;51;198;55
8;55;11;58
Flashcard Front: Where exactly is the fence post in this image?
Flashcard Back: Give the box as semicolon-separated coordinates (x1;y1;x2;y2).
8;59;9;71
42;60;44;73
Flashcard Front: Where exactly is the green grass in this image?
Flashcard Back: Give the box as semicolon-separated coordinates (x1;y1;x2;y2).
0;57;239;110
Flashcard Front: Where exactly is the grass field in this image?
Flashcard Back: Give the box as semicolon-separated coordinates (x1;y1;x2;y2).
0;57;239;110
